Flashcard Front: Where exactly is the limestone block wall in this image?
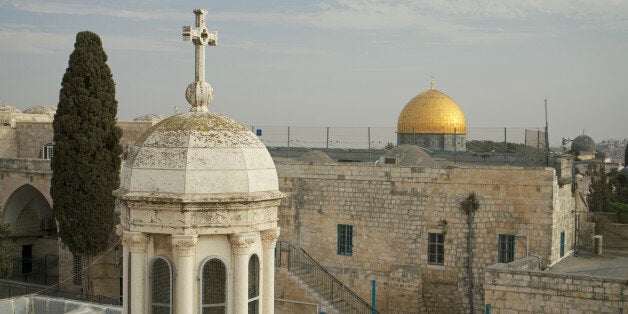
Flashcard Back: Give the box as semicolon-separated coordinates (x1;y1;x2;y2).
276;161;573;313
484;264;627;313
599;223;628;251
15;122;54;158
0;126;17;158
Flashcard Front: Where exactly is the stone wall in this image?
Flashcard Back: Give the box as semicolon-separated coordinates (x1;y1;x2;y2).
484;262;627;313
599;223;628;251
0;126;18;158
276;161;576;313
15;122;54;159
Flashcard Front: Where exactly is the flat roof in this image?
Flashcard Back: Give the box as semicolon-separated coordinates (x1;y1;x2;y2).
548;251;628;279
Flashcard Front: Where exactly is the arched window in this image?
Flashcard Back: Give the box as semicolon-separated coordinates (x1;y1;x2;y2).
248;254;260;313
150;257;173;314
37;143;54;160
201;258;226;313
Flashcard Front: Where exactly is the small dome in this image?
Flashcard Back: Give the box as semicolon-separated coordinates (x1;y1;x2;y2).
23;105;56;116
571;135;596;153
384;145;438;167
133;114;166;123
397;88;466;135
0;104;21;114
299;150;333;164
118;112;281;201
621;167;628;174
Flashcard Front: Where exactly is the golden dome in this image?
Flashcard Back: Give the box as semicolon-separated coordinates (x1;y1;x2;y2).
397;88;467;135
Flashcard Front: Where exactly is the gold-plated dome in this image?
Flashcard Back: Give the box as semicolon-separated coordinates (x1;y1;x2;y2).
397;88;467;135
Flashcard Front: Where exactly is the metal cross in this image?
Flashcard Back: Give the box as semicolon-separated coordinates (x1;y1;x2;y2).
182;9;217;82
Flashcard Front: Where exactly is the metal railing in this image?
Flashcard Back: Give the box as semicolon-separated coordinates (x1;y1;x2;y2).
276;241;378;314
8;255;57;285
0;279;120;305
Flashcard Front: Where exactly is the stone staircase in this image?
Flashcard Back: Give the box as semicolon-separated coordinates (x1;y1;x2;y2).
275;267;339;314
275;241;378;314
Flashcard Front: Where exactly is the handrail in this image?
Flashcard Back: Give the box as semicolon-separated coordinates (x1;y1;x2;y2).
276;241;378;314
0;278;119;305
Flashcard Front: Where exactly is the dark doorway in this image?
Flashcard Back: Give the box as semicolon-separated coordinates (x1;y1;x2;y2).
22;244;33;274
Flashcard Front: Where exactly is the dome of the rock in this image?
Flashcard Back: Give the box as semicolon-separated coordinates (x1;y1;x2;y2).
397;89;466;135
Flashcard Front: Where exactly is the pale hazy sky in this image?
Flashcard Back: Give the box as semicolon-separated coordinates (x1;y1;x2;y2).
1;0;627;145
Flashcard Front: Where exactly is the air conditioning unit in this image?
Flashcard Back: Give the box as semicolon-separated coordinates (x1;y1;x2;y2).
40;217;56;231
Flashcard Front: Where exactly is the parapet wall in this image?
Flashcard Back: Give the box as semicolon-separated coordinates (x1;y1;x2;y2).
485;263;627;313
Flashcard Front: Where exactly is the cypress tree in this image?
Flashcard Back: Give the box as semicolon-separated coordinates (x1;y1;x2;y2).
587;165;610;212
51;31;122;256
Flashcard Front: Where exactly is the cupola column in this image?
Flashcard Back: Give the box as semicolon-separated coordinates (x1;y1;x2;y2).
121;231;149;314
172;235;198;314
261;228;280;314
229;233;257;313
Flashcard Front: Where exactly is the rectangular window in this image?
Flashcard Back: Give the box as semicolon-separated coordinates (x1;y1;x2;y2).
560;231;565;257
428;233;444;265
498;235;515;263
337;224;353;256
73;254;83;286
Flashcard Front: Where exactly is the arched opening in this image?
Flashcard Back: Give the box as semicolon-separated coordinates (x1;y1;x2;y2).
248;254;260;313
150;256;173;314
200;258;226;313
2;184;58;284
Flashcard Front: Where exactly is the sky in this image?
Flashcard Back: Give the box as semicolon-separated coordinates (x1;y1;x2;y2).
1;0;627;146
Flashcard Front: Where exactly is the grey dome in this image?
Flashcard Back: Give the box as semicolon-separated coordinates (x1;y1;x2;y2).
621;167;628;174
134;114;166;123
384;145;438;167
299;150;334;164
571;135;596;153
0;104;21;114
24;105;56;116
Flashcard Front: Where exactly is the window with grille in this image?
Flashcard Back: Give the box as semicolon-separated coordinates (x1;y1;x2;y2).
428;233;444;265
201;258;226;314
73;254;83;286
248;254;259;314
38;143;54;160
337;224;353;256
498;235;515;263
151;257;173;314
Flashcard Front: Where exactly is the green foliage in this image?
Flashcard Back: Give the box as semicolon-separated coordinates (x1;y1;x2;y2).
51;31;122;255
460;192;480;215
610;202;628;224
384;142;395;150
0;225;14;278
586;165;610;212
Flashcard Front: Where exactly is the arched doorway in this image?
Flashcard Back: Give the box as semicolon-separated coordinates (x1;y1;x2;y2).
2;184;58;284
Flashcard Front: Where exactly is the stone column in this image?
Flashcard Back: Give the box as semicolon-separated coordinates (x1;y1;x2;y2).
229;233;257;313
121;230;148;314
172;235;198;314
261;228;280;314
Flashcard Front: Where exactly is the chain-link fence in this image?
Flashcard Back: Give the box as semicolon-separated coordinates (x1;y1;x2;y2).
250;126;546;150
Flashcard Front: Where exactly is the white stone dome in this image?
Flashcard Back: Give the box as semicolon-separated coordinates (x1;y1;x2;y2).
23;105;56;116
0;103;21;114
118;111;281;202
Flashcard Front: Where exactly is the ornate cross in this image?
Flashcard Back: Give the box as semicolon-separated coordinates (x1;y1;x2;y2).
182;9;217;111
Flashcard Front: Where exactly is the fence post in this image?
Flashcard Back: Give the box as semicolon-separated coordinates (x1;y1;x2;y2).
326;127;329;149
287;126;291;157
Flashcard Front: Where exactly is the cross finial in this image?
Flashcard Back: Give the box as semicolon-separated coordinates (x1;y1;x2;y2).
430;75;435;90
182;9;217;112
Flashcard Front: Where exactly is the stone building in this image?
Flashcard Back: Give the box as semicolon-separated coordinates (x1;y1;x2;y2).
396;80;467;152
274;148;587;313
114;9;283;314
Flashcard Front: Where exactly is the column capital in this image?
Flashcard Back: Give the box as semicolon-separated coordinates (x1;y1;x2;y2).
260;227;280;249
172;234;198;256
229;233;257;255
122;231;149;253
